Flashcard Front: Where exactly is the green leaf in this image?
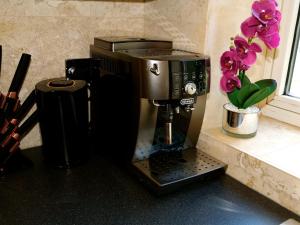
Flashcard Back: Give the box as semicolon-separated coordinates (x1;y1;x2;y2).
242;81;277;108
227;88;240;108
255;79;277;90
226;71;251;108
238;73;251;86
237;83;260;106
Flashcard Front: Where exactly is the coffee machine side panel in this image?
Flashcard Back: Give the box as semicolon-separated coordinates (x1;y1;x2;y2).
139;60;170;100
133;98;158;161
205;58;211;94
184;94;207;148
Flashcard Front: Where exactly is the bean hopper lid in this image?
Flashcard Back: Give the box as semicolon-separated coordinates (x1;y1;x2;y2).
117;48;208;61
94;37;173;52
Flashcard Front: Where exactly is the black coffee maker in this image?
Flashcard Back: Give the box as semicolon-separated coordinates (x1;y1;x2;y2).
69;38;226;192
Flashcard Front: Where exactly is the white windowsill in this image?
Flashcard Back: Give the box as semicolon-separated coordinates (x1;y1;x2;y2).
202;116;300;179
198;115;300;216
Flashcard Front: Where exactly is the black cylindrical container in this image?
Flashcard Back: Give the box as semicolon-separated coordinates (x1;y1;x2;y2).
35;78;88;168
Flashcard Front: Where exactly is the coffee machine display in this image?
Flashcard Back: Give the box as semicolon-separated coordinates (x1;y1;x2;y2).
89;38;226;192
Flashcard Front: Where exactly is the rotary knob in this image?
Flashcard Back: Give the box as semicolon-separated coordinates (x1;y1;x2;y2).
184;83;197;95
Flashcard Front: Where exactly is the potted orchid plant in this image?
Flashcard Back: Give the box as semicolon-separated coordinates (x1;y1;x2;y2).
220;0;281;137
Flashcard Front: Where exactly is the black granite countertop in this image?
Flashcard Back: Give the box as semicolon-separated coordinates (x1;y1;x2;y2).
0;148;299;225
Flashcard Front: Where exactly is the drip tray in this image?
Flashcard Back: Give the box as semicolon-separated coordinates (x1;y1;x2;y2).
132;148;226;192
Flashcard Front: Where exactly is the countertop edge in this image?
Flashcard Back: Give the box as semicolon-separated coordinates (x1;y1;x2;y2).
198;130;300;216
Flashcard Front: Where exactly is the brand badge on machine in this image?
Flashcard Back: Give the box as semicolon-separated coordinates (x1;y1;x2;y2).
180;98;194;105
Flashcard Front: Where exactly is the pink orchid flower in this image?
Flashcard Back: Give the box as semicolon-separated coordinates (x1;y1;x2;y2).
220;0;281;96
220;50;239;75
257;22;280;48
260;30;280;48
264;0;278;6
252;0;279;25
234;36;262;66
241;16;261;38
241;16;280;48
220;75;241;93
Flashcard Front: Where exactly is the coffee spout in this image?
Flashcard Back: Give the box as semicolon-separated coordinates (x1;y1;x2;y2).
165;122;172;145
164;104;173;145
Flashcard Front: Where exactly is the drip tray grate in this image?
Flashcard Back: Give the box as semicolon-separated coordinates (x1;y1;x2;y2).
132;148;226;188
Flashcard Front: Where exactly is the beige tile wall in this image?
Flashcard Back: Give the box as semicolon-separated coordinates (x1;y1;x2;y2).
144;0;208;52
0;0;144;148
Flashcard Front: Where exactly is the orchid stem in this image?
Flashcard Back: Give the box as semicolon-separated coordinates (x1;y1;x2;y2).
239;70;245;81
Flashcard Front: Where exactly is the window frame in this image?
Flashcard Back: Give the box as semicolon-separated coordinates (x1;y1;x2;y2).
262;0;300;126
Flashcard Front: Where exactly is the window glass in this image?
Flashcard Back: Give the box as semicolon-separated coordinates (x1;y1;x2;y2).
286;8;300;98
289;45;300;97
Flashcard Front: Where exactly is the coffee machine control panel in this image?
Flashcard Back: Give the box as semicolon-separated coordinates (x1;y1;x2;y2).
170;60;207;100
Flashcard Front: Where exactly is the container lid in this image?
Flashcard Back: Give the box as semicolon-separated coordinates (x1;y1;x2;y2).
35;78;86;93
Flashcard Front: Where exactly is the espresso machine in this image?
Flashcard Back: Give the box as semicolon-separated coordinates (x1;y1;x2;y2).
73;37;226;192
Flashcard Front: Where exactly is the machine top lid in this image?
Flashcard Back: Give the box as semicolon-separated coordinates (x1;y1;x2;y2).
94;37;172;52
117;49;208;61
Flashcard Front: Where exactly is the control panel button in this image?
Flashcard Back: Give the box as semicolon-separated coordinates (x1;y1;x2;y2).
184;83;197;95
